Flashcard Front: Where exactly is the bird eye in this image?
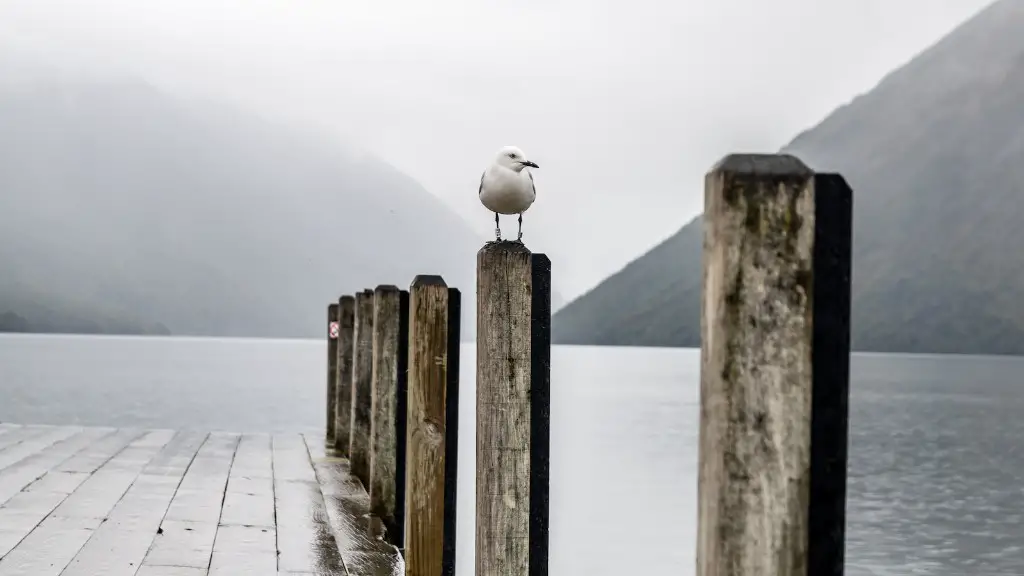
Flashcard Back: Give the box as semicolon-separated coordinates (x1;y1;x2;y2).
508;153;517;159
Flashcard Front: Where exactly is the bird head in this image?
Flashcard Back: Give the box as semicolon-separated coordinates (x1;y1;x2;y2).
495;145;539;172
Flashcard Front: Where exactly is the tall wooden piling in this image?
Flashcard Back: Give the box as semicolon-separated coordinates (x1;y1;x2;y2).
475;241;551;576
368;285;410;548
350;289;375;487
334;295;356;455
405;275;461;576
326;303;340;445
697;154;852;576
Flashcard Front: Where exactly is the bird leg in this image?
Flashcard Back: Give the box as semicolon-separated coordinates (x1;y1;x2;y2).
494;212;502;240
517;213;523;241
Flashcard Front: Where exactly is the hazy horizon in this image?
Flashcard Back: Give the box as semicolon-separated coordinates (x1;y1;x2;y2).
0;0;997;298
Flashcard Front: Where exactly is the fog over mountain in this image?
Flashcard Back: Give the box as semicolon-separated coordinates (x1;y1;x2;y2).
0;55;521;338
552;0;1024;355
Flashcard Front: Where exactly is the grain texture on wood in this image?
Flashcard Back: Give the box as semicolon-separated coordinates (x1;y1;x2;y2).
350;289;375;487
326;303;340;445
405;275;461;576
368;284;410;549
697;153;852;576
475;241;551;576
335;296;356;455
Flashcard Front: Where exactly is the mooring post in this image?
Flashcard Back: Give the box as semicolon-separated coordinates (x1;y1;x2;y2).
326;302;340;445
405;275;461;576
697;154;852;576
368;285;411;548
350;288;375;487
334;295;356;455
475;241;551;576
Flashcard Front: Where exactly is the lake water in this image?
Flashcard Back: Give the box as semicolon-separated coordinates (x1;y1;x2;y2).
1;334;1023;575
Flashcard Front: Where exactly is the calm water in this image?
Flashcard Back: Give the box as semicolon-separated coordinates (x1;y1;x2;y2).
1;334;1023;575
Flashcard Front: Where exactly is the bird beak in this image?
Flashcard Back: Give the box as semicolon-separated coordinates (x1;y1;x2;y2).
521;160;539;168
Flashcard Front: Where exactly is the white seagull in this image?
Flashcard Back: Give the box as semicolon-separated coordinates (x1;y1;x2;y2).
478;145;539;241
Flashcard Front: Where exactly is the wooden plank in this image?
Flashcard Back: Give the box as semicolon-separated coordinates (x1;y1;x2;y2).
207;524;277;576
334;296;356;455
306;436;401;574
219;433;274;529
162;432;240;524
0;516;103;576
405;275;461;576
368;285;409;548
475;241;551;576
136;566;208;576
0;430;174;575
0;428;125;556
0;427;114;504
141;520;218;570
349;289;375;487
273;433;346;574
56;429;146;474
48;430;175;521
59;431;206;576
0;426;51;453
0;426;79;474
697;154;852;576
145;433;239;572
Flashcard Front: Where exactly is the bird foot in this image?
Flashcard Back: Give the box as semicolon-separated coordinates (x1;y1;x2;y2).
516;232;523;242
495;228;502;241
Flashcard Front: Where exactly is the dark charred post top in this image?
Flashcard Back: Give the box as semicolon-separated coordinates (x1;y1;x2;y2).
350;289;375;488
326;303;340;445
404;275;461;576
697;153;852;576
334;295;356;455
475;241;551;576
368;285;410;549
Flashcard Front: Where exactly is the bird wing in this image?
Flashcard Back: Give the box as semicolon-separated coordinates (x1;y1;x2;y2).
478;171;486;196
528;171;536;196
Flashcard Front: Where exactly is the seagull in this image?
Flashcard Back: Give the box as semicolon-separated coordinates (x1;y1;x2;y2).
478;145;539;241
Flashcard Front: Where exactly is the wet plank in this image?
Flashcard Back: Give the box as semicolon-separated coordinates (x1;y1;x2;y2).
143;432;240;572
0;430;172;575
60;431;207;576
0;428;126;557
208;524;277;576
273;433;346;575
0;427;114;504
162;432;240;524
0;426;52;453
0;426;401;576
220;433;275;528
306;435;402;575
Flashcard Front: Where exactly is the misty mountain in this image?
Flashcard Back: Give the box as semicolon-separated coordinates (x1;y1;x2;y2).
0;57;490;338
552;0;1024;356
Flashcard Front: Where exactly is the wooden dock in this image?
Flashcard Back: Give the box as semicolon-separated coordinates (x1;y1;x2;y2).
0;423;400;576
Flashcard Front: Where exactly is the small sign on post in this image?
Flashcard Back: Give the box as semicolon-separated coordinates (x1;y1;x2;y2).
329;321;340;339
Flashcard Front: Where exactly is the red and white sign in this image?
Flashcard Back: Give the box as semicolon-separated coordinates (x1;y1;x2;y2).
328;321;340;339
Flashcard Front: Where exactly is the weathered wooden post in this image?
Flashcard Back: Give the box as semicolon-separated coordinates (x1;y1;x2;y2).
475;241;551;576
350;289;375;487
697;154;852;576
368;285;410;548
334;295;356;455
326;303;340;445
405;275;461;576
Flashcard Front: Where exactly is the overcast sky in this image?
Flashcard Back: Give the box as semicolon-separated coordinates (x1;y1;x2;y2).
0;0;996;298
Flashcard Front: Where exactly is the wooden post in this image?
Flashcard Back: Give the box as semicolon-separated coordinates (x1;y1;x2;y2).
350;288;375;487
334;295;356;455
697;154;852;576
405;275;461;576
475;241;551;576
368;285;410;548
326;303;340;445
